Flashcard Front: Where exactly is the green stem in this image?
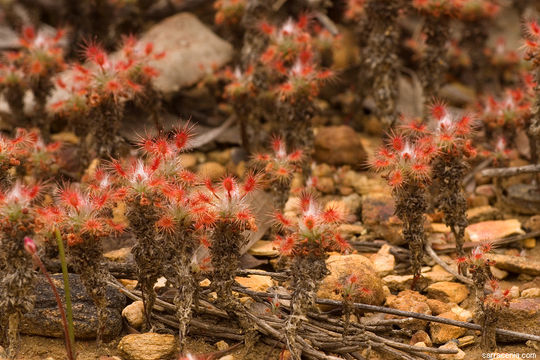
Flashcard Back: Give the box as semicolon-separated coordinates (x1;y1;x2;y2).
55;228;75;349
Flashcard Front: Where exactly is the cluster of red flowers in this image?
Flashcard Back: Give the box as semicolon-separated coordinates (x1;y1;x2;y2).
0;26;65;90
51;37;164;114
456;242;495;270
371;102;476;188
274;191;348;256
213;0;246;26
523;19;540;67
222;66;254;100
478;87;532;131
485;38;520;68
253;136;303;183
259;16;333;102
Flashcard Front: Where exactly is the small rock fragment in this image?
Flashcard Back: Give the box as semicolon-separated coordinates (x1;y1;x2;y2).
410;330;432;347
372;244;395;276
235;275;273;292
248;240;279;257
118;333;176;360
122;301;145;329
314;126;367;167
429;311;467;344
426;299;451;315
438;341;466;359
521;288;540;298
465;219;524;242
490;266;509;280
386;290;431;330
215;340;229;351
426;282;469;304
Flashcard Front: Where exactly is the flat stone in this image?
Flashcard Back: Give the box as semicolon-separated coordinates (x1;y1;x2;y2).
497;298;540;338
410;330;432;347
338;223;366;236
466;206;501;223
318;254;385;306
341;171;387;195
465;219;524;242
21;274;125;340
372;244;395;276
248;240;279;257
426;282;469;304
383;274;415;292
450;305;472;322
457;335;475;347
139;13;233;95
235;275;273;293
431;223;451;233
118;333;176;360
423;265;454;283
521;288;540;298
314;126;367;167
486;253;540;276
104;247;132;262
429;311;467;344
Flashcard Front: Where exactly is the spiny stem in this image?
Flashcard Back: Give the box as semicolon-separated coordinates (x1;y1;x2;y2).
55;228;75;349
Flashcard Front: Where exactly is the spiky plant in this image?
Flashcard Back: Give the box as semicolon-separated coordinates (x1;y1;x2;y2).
274;192;348;359
370;128;436;287
252;136;303;211
56;181;123;344
0;182;41;357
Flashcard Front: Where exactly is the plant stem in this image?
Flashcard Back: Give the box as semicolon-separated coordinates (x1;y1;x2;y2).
32;253;75;360
55;228;75;348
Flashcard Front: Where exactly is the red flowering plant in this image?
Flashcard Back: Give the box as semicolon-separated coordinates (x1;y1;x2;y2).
273;191;347;358
0;26;65;131
456;243;505;351
0;128;42;187
0;182;42;356
421;102;476;259
252;136;303;211
412;0;462;99
524;19;540;165
214;0;246;26
203;174;258;306
370;125;436;286
55;181;122;343
344;0;366;23
484;38;521;85
259;16;333;159
51;39;163;165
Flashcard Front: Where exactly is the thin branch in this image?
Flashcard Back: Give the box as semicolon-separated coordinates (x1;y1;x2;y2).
425;243;474;286
481;164;540;178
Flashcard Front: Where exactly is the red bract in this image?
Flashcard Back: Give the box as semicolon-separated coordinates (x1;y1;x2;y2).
274;192;348;256
523;19;540;66
0;181;42;222
253;136;303;183
370;129;435;188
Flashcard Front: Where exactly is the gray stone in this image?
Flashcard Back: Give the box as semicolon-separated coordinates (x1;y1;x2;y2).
21;273;125;340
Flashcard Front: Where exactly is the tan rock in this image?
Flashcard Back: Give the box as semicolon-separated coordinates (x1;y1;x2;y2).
457;335;474;347
383;274;415;292
521;288;540;298
316;177;335;194
465;219;524;242
248;240;278;257
318;254;385;306
475;184;496;198
490;266;509;280
426;282;469;304
466;206;500;223
386;290;431;330
218;356;234;360
438;341;466;359
410;330;432;347
208;149;231;165
51;131;79;144
431;223;451;233
341;193;362;216
423;266;454;283
118;333;176;360
215;340;229;351
119;279;138;291
122;301;145;329
235;275;273;292
524;215;540;232
314;126;367;167
429;311;467;344
450;305;472;322
197;162;226;180
486;253;540;276
523;238;536;249
139;13;233;95
372;244;395;276
338;223;366;236
426;299;451;315
178;154;197;168
104;247;132;262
